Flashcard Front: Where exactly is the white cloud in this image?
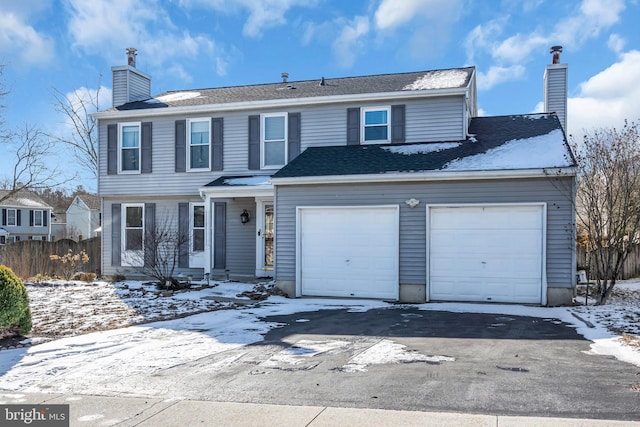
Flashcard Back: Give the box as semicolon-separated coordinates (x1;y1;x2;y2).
468;0;626;90
607;34;626;53
374;0;461;31
477;65;525;90
567;50;640;137
66;0;225;81
332;16;370;68
0;11;54;67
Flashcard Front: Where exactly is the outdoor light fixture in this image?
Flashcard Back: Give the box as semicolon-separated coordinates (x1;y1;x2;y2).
240;209;250;224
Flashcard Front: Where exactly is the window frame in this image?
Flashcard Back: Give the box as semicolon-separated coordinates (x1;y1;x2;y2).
361;106;391;144
118;122;142;174
6;209;17;226
187;118;211;171
260;112;288;169
190;203;205;254
34;210;44;227
121;203;144;267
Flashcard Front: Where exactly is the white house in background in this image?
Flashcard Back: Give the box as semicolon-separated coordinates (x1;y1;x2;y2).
0;190;53;244
66;194;101;241
94;47;576;306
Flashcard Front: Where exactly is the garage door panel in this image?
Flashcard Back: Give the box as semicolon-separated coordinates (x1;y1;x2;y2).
300;207;399;300
429;205;543;304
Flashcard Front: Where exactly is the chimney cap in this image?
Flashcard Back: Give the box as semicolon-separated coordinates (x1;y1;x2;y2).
281;72;289;83
126;47;138;67
550;45;563;64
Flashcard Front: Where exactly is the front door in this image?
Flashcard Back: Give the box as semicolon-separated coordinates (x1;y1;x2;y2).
256;199;274;277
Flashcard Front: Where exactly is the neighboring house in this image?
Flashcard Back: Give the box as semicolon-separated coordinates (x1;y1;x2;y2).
94;48;575;306
0;190;53;244
50;212;67;241
66;194;101;241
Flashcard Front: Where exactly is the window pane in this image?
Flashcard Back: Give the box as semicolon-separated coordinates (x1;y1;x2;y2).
7;210;16;225
125;229;143;251
190;145;209;169
34;211;43;226
122;126;139;148
365;110;388;125
264;140;285;166
122;148;139;171
193;206;205;227
264;116;285;141
190;121;209;145
193;229;205;252
365;126;388;141
126;206;143;227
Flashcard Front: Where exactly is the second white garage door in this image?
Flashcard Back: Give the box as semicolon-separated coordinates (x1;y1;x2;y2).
298;206;399;300
429;204;545;304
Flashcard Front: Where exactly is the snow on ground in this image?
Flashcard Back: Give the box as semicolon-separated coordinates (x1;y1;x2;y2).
0;278;639;395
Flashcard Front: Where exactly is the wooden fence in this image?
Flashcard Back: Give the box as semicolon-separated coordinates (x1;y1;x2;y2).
577;244;640;280
0;237;101;279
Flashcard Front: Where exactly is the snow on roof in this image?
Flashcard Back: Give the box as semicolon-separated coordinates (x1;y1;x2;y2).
402;69;470;90
0;228;8;235
145;91;201;104
223;176;272;186
443;129;571;171
382;142;462;155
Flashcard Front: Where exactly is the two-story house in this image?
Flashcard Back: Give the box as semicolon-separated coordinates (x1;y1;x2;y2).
0;190;53;244
95;48;575;305
66;193;101;241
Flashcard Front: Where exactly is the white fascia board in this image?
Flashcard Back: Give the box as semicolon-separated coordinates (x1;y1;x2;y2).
93;88;468;120
199;185;274;199
271;167;577;186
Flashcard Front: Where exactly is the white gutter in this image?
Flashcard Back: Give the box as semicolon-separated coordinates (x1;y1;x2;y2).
93;87;469;120
198;184;274;199
271;167;577;186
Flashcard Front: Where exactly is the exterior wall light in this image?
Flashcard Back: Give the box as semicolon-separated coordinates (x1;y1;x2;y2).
240;209;251;224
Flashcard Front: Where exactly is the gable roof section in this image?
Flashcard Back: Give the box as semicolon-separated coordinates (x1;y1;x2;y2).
272;114;575;181
74;194;100;211
107;67;475;112
0;190;52;209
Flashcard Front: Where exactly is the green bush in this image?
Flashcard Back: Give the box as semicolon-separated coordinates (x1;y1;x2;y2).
0;265;32;336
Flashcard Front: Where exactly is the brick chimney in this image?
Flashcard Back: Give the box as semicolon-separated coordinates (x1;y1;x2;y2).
111;48;151;107
544;46;568;132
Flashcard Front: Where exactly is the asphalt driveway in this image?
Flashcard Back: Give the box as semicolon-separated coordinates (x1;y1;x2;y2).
124;307;640;421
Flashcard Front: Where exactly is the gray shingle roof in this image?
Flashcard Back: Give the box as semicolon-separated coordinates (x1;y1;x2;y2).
272;114;575;179
76;194;100;210
0;190;52;209
113;67;475;111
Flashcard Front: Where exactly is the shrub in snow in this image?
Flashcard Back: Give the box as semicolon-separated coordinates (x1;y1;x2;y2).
0;265;32;336
50;249;89;281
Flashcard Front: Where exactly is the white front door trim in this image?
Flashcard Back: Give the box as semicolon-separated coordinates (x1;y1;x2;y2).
255;197;274;277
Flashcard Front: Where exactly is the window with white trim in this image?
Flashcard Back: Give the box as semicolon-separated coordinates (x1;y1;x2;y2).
34;210;43;227
188;119;210;170
119;122;141;173
6;209;17;226
362;106;390;143
261;113;287;168
191;204;205;253
122;204;144;266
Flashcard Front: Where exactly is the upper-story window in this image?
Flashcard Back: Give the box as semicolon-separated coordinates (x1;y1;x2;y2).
119;122;141;173
33;210;43;227
362;106;390;143
6;209;17;226
261;113;287;168
188;119;210;171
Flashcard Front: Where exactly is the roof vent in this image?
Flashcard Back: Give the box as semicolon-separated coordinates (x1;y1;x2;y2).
126;47;138;67
281;72;289;83
319;76;326;86
550;45;562;64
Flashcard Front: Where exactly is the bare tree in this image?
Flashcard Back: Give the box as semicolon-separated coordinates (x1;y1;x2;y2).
0;125;70;203
573;120;640;304
139;215;189;289
51;83;102;178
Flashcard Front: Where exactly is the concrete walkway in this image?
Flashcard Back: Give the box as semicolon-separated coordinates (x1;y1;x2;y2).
4;393;639;426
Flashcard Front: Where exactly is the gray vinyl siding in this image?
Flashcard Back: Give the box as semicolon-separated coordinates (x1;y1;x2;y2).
98;97;467;196
112;68;151;107
544;65;568;132
111;69;129;108
274;177;575;290
0;207;51;240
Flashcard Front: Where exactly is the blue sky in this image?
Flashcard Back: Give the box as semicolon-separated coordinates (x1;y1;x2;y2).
1;0;639;192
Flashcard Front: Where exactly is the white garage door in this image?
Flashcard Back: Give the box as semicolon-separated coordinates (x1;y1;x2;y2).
299;206;399;300
429;205;544;304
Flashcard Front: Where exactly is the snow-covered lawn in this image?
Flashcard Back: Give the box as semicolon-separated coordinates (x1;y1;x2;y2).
0;278;639;396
